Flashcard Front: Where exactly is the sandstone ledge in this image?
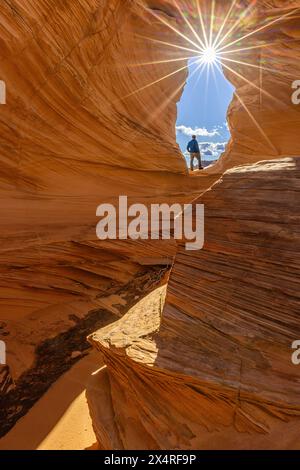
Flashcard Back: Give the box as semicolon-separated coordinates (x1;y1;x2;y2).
88;158;300;450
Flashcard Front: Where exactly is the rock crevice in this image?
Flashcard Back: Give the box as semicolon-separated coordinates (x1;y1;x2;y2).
0;0;300;448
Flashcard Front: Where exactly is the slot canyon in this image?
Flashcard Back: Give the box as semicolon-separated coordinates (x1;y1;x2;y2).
0;0;300;450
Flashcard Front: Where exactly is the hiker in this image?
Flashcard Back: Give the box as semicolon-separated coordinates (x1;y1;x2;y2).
187;135;203;171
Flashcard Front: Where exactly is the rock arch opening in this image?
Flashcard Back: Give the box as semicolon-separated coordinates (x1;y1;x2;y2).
176;58;234;171
1;0;300;450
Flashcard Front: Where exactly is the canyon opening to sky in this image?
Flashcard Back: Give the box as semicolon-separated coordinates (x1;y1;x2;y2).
176;57;234;169
0;0;300;454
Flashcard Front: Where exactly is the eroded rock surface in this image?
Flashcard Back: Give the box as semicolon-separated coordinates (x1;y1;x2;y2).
85;1;300;449
89;158;300;449
1;0;300;447
0;0;196;434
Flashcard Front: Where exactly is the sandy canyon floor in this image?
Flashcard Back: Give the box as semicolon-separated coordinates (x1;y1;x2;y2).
0;352;100;450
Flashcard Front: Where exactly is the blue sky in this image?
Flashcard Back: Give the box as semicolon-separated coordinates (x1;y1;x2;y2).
176;59;234;163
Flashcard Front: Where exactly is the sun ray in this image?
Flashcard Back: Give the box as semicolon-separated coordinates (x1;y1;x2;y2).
135;35;204;57
209;0;216;47
128;55;197;68
211;60;224;92
119;58;200;102
127;59;207;145
196;0;209;48
145;80;187;124
147;60;206;123
136;1;203;53
220;42;277;55
208;62;222;108
172;0;206;50
259;56;263;106
220;56;295;79
218;7;300;53
221;60;288;107
133;0;298;158
203;62;211;117
212;0;239;48
192;60;210;91
234;91;278;154
215;0;258;50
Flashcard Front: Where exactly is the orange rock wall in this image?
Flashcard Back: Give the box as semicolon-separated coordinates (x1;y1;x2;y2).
0;0;195;384
0;0;300;447
87;0;300;450
0;0;197;434
89;157;300;449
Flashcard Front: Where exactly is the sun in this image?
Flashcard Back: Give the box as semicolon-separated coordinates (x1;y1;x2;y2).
200;46;217;64
131;0;298;155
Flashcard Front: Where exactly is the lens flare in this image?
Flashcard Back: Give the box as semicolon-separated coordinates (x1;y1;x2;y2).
201;46;217;64
126;0;299;142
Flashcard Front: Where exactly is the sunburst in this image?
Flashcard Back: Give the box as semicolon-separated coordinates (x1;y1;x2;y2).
124;0;299;150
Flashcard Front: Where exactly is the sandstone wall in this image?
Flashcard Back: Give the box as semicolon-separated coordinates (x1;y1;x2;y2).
0;0;198;434
89;157;300;449
214;0;300;171
0;0;300;446
87;0;300;449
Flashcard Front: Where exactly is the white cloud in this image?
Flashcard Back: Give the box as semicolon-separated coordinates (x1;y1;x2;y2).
176;125;220;138
184;141;227;160
200;141;226;153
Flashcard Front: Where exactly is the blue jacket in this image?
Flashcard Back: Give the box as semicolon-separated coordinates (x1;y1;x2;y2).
187;139;200;153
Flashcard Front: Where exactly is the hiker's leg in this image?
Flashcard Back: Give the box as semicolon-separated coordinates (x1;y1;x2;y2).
190;154;194;171
198;152;203;169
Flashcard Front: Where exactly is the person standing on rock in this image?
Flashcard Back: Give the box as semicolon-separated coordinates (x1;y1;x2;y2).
187;135;203;171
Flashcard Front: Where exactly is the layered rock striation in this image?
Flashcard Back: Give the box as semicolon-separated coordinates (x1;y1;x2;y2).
0;0;300;447
0;0;196;434
89;157;300;449
87;0;300;450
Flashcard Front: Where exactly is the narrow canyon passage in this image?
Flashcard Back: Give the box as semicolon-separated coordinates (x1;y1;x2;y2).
0;352;101;450
0;0;300;451
176;57;234;170
0;286;168;450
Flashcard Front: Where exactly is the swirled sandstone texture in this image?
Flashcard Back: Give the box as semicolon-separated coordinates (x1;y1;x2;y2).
0;0;203;434
0;0;300;447
212;1;300;173
86;0;300;450
89;157;300;449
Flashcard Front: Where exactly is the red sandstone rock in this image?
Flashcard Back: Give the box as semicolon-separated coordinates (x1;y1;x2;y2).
0;0;300;448
89;157;300;449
